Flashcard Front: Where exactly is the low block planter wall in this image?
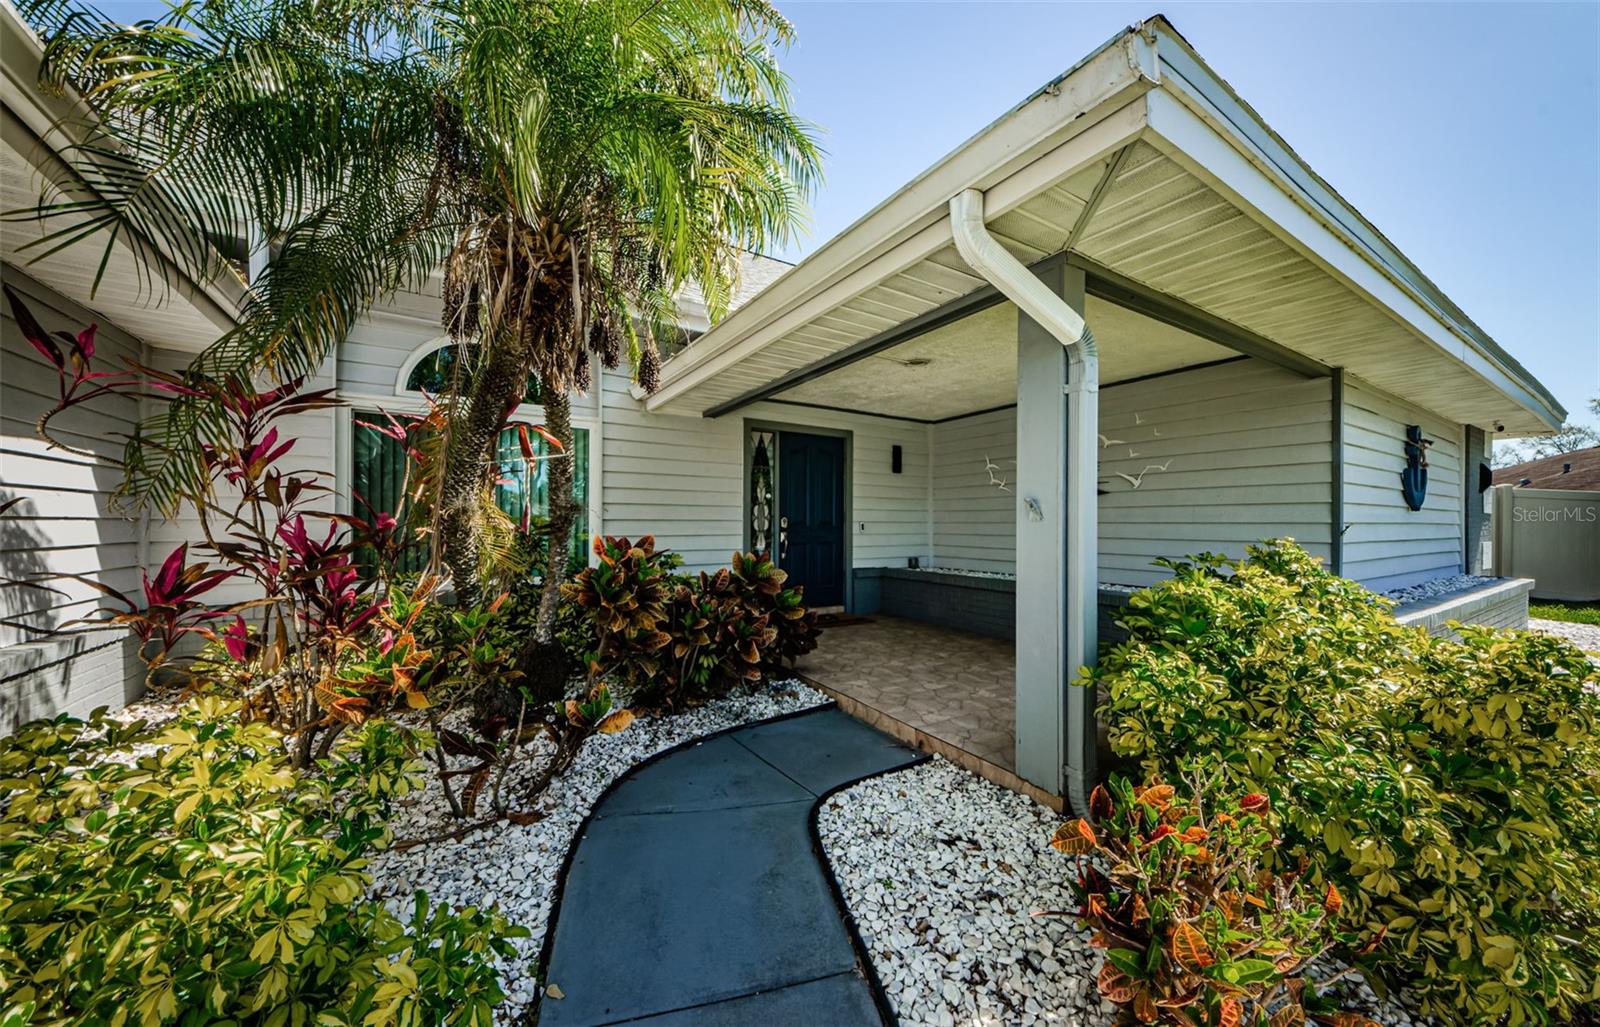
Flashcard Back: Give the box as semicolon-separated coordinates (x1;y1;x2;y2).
852;569;1534;649
851;568;1135;647
1393;577;1534;639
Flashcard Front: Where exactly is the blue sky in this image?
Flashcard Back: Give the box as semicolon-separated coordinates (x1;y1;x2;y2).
770;2;1599;434
84;1;1600;433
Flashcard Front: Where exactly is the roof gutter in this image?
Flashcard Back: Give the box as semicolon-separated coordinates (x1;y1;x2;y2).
949;188;1099;817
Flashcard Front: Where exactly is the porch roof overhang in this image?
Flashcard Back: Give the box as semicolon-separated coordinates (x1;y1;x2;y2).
648;16;1564;437
1;1;242;352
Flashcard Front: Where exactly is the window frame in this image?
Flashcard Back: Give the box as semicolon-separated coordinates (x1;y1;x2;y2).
334;336;601;567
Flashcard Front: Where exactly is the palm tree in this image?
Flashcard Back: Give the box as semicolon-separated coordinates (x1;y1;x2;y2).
20;0;820;679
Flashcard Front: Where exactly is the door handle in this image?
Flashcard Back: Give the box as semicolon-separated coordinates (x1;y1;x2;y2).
779;516;789;560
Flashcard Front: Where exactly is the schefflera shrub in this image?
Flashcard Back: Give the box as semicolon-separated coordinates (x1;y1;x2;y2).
0;699;523;1026
1089;539;1600;1026
1049;778;1379;1026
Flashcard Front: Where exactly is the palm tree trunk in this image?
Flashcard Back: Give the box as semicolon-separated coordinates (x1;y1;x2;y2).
509;384;581;712
438;328;531;608
537;388;579;641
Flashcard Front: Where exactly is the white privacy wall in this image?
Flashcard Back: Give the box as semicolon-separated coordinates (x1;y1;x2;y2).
928;358;1338;585
0;269;142;726
1340;376;1463;591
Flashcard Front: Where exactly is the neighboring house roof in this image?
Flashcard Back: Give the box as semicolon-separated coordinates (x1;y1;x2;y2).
1;0;242;351
1493;446;1600;491
651;15;1564;435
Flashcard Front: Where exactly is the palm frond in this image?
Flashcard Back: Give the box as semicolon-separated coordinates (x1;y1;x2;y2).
15;0;823;524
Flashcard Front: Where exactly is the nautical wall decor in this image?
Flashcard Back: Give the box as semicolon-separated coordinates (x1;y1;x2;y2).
1400;424;1431;511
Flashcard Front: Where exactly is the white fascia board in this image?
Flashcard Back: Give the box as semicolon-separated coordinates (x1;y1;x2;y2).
1143;89;1562;433
0;1;244;333
648;30;1155;412
1142;23;1563;431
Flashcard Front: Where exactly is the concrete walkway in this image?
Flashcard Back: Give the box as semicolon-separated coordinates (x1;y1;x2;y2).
538;706;922;1026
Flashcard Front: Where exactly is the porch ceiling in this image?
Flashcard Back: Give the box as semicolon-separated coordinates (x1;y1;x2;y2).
649;18;1561;437
771;292;1234;422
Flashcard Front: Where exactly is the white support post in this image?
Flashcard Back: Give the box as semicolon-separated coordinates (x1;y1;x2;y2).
1014;261;1095;801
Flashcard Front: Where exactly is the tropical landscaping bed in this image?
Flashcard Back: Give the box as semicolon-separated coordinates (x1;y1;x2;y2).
3;6;1596;1023
827;545;1600;1027
366;678;827;1022
819;758;1427;1027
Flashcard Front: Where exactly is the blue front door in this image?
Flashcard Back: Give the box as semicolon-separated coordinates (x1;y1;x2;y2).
778;432;846;607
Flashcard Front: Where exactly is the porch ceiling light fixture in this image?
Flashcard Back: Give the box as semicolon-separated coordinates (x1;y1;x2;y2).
950;187;1100;817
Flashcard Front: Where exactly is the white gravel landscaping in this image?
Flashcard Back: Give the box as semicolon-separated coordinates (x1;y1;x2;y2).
819;757;1431;1027
365;678;829;1024
1531;616;1600;654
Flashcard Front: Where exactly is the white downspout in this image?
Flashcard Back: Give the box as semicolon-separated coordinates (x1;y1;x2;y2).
949;188;1099;817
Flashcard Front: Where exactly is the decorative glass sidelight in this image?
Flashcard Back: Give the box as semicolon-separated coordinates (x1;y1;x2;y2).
750;430;776;554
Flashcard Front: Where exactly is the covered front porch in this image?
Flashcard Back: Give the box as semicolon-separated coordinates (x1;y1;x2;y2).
648;21;1561;813
795;615;1021;788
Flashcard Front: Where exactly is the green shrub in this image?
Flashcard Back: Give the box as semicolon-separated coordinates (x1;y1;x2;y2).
1049;776;1378;1026
0;699;523;1026
562;535;680;701
659;567;776;703
1090;539;1600;1025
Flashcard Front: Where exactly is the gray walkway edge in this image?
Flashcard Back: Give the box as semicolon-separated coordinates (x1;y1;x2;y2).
535;703;926;1027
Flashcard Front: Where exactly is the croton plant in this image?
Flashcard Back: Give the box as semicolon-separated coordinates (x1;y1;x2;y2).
563;536;821;710
1049;777;1384;1027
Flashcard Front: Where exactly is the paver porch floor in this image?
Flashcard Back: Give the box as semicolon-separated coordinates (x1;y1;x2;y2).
794;617;1017;773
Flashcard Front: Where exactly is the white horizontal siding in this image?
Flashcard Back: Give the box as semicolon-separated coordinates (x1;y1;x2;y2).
598;372;931;574
927;358;1337;585
1100;360;1333;584
139;348;341;609
1;268;143;724
1341;376;1463;591
930;407;1015;573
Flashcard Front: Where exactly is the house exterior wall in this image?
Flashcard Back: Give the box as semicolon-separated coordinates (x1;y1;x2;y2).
0;279;1491;724
1464;426;1491;574
1099;359;1334;585
346;287;930;577
599;373;932;574
930;407;1013;574
0;267;143;727
927;358;1335;585
1340;376;1464;591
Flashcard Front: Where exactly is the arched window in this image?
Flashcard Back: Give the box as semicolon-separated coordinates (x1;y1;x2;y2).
354;341;588;573
352;417;590;572
396;340;542;404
